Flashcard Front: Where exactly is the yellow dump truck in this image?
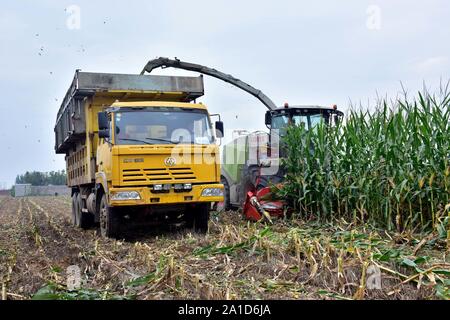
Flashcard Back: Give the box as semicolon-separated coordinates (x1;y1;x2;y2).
55;71;224;238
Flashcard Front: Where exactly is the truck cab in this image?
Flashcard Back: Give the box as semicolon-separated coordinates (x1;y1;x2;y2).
96;101;223;207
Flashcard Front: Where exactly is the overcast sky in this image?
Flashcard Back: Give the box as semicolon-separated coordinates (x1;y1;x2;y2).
0;0;449;188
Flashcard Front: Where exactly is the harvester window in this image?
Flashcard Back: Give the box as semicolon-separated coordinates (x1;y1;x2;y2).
293;114;324;129
271;113;325;136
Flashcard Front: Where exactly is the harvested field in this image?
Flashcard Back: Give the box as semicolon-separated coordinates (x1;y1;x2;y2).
0;195;448;300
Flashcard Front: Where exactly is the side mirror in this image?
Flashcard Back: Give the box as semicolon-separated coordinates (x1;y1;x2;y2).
215;121;224;138
265;111;272;126
98;112;109;130
98;112;110;139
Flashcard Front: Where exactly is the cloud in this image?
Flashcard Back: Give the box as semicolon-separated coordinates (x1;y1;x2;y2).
0;10;28;34
413;56;450;74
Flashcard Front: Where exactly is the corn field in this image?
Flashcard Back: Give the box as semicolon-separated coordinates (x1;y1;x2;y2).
0;195;448;300
280;86;450;234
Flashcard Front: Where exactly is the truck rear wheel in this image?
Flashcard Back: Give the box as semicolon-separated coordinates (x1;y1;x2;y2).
185;204;210;234
71;194;79;226
76;193;94;230
99;194;119;238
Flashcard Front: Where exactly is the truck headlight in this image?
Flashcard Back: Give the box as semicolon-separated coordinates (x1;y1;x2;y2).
201;188;224;197
111;191;141;200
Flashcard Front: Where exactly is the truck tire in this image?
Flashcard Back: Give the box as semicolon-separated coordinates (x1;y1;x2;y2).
76;193;94;230
184;209;194;229
194;204;210;234
185;204;210;234
71;194;79;226
99;194;119;238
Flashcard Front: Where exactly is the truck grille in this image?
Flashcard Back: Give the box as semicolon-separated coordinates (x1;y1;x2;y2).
121;168;196;184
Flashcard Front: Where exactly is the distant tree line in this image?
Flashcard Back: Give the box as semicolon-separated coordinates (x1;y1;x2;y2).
15;170;67;186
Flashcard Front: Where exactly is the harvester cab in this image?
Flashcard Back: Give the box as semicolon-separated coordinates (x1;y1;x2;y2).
265;104;343;137
263;104;344;158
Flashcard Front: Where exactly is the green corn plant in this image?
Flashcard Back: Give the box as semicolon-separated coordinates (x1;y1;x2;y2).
280;85;450;233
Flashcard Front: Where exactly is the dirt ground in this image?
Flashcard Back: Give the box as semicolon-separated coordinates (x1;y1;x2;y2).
0;195;448;300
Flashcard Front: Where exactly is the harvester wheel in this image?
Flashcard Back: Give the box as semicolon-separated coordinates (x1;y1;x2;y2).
256;176;269;191
99;194;119;238
71;193;79;226
216;177;230;212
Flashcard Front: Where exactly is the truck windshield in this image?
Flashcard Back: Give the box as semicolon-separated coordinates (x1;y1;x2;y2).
114;109;214;145
272;113;324;136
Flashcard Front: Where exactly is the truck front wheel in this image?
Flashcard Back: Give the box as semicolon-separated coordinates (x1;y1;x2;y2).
185;204;210;234
99;194;119;238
